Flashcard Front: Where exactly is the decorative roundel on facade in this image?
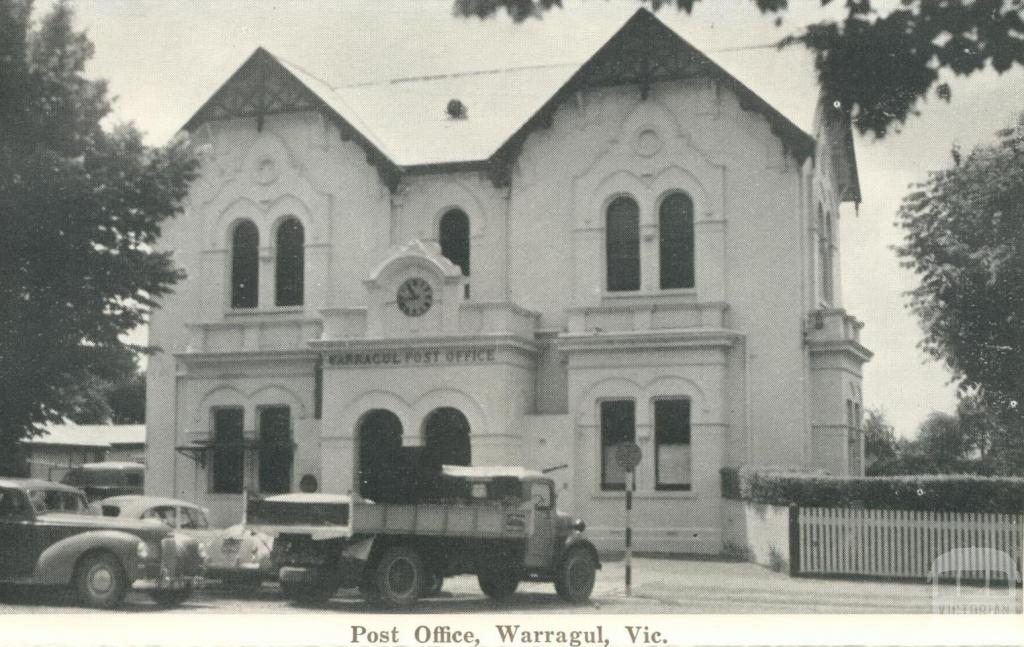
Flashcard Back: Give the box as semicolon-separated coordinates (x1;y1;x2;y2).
256;157;278;185
397;277;433;317
299;474;319;493
634;128;663;158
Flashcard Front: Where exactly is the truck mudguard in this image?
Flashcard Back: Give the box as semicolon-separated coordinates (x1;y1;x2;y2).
33;530;144;585
562;535;601;569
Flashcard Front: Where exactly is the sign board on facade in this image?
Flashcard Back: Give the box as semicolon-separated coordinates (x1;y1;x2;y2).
327;346;497;367
615;441;642;472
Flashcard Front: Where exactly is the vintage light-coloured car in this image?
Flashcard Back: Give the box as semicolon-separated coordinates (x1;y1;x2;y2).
0;479;205;608
101;495;274;589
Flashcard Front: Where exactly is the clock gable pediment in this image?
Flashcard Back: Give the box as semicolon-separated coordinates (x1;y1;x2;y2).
363;239;466;337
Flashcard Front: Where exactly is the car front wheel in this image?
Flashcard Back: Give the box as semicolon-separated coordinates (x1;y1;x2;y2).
76;552;128;609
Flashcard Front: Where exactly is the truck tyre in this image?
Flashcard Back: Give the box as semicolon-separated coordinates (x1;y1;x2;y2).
149;584;193;608
478;567;519;601
372;546;425;608
75;552;128;609
554;547;596;604
423;571;444;597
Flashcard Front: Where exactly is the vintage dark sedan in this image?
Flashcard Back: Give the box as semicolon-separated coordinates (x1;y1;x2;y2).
0;478;206;608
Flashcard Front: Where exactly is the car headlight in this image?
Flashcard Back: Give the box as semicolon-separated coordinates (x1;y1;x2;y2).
137;541;150;559
197;542;209;562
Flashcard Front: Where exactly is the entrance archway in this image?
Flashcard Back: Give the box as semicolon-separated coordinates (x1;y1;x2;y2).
423;407;471;468
356;409;402;500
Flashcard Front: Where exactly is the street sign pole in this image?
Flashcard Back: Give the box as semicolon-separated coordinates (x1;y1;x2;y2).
614;441;642;598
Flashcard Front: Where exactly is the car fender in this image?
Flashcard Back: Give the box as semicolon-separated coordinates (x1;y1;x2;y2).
561;534;601;570
33;530;144;585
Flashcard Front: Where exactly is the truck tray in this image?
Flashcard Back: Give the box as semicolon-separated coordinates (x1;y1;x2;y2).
353;502;528;539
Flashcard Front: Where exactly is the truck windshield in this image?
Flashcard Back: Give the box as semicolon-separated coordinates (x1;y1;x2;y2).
27;489;89;514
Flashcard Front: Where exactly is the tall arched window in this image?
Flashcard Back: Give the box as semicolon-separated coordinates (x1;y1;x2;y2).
275;217;304;307
606;196;640;292
231;220;259;309
439;208;470;276
659;192;695;289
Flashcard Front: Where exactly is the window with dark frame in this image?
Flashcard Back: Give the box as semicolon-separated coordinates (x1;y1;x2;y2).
606;196;640;292
275;217;304;307
231;220;259;309
659;192;695;289
211;408;244;494
600;399;635;490
258;406;293;495
654;398;691;490
439;209;470;298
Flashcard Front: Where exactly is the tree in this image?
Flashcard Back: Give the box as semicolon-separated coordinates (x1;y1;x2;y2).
454;0;1024;137
0;0;196;474
895;115;1024;448
862;408;898;476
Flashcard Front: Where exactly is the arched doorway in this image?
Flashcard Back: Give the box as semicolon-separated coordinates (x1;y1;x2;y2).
356;409;402;500
423;407;471;468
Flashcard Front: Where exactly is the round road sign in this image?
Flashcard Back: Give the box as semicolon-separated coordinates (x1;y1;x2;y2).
615;441;642;471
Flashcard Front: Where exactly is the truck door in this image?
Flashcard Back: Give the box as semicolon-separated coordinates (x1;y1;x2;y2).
523;481;555;569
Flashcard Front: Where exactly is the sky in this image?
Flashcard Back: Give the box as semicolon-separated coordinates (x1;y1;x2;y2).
36;0;1024;438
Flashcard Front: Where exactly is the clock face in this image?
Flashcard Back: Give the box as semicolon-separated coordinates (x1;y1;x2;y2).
396;277;433;317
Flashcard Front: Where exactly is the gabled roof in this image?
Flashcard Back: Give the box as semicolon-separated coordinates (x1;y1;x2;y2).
183;8;830;184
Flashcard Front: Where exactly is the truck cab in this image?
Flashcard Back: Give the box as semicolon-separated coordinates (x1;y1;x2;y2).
247;466;599;608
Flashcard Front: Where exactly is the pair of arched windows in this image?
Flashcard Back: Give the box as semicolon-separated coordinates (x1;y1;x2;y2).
230;217;304;309
606;192;695;292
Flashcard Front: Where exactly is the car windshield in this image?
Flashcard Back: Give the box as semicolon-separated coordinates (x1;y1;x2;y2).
27;488;89;514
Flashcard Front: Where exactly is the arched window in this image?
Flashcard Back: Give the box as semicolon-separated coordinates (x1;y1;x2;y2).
659;192;695;289
231;220;259;309
606;196;640;292
423;407;471;468
275;217;304;306
439;209;470;294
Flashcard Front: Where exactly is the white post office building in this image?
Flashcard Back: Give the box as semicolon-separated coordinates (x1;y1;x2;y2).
147;9;871;553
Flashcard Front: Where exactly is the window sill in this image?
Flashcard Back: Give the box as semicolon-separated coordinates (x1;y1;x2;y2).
225;306;305;317
601;289;697;302
591;489;697;500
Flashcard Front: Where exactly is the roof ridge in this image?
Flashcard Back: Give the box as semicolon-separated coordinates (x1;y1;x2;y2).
335;60;583;89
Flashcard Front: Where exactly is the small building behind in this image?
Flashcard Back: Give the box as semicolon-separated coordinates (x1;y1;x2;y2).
24;424;146;481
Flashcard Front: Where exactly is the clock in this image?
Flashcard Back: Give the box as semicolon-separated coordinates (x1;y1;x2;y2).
396;277;433;317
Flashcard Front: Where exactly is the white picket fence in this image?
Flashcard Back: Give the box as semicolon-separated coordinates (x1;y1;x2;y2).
797;507;1024;580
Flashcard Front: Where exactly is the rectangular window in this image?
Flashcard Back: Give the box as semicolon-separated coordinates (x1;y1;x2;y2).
600;400;635;490
258;406;293;494
654;399;691;490
212;408;244;494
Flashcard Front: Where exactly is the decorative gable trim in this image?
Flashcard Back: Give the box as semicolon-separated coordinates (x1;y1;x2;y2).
183;48;402;192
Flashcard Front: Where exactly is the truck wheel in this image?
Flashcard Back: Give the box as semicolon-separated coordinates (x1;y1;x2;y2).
478;567;519;600
149;584;193;608
75;552;128;609
372;546;425;608
555;548;596;604
423;571;444;597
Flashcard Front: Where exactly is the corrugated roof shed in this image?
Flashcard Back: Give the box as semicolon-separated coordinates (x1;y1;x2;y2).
29;424;146;448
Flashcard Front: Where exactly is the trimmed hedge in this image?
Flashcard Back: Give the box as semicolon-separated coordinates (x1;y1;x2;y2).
721;466;1024;514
